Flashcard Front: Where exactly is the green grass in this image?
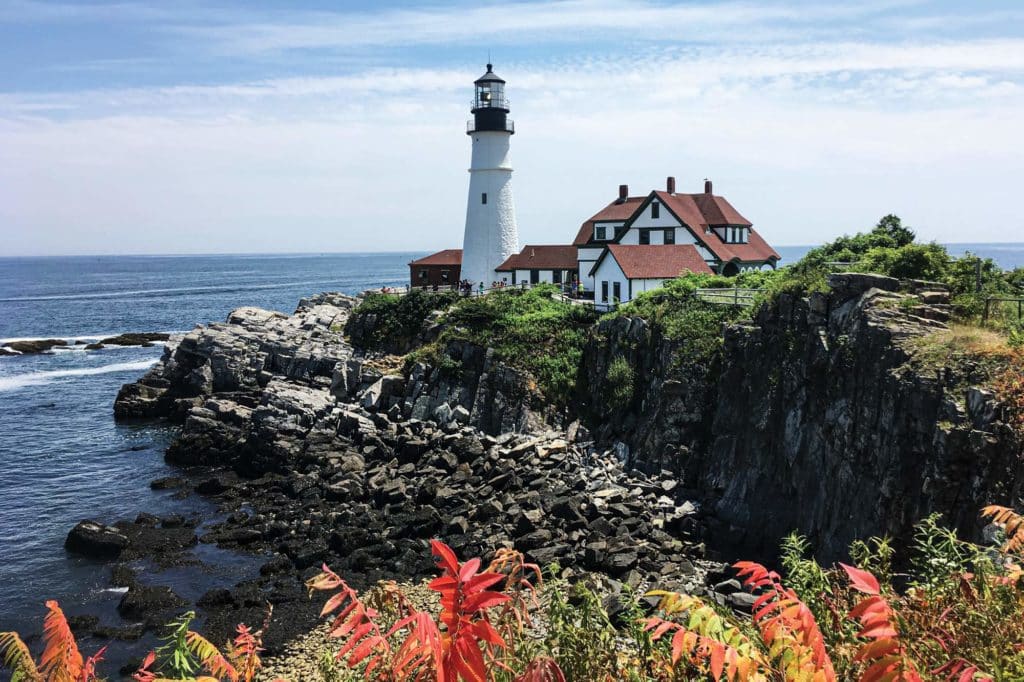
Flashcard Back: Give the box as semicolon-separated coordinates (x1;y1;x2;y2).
409;285;599;408
603;273;757;362
345;289;459;351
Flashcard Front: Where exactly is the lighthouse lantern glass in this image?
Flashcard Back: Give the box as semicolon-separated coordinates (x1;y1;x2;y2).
475;82;505;109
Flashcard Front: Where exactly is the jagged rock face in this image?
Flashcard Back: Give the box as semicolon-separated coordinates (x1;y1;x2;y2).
578;316;718;480
583;274;1024;561
118;291;552;475
115;294;358;420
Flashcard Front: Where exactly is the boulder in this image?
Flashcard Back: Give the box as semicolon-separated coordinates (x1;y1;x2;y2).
117;585;187;621
6;339;67;354
65;521;129;559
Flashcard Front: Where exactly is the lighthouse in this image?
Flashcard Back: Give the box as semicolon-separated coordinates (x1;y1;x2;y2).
460;64;519;288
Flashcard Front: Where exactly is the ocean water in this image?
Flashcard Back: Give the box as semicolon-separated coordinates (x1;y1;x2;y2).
0;245;1020;671
0;253;411;671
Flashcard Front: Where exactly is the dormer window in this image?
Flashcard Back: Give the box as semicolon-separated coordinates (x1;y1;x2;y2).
721;227;749;244
595;225;606;240
651;202;660;219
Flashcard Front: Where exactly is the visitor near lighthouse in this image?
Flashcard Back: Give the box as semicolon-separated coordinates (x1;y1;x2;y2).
459;64;520;288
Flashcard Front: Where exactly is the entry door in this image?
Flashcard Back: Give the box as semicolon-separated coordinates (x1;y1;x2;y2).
612;282;621;302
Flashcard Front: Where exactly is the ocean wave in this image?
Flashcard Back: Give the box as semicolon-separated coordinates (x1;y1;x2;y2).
0;359;158;392
0;278;350;303
0;331;187;344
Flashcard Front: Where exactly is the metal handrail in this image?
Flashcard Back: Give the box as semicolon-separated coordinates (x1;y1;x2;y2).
466;119;515;134
982;296;1024;324
694;287;761;307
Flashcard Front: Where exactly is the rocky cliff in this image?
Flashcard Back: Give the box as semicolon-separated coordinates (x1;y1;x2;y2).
110;291;718;647
118;276;1023;568
581;273;1024;561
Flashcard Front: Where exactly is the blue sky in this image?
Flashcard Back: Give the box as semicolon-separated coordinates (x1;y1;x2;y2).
1;0;1022;255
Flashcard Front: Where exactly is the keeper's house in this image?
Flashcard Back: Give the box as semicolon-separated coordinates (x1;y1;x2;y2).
575;177;780;303
496;244;578;286
409;249;462;288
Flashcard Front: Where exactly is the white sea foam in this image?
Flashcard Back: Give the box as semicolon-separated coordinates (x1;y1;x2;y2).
0;331;187;345
0;359;158;392
0;278;347;303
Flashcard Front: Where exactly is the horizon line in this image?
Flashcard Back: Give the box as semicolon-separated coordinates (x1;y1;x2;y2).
3;241;1024;260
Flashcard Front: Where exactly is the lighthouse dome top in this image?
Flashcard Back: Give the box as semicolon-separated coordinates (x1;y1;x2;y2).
474;63;506;85
469;63;512;132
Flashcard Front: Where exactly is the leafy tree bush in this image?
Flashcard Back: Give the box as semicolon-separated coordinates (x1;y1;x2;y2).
605;356;635;405
346;289;459;351
606;273;754;362
410;285;598;408
757;215;1021;332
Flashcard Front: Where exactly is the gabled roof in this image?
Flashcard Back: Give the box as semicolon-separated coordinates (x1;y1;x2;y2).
410;249;462;266
591;244;714;279
698;227;780;263
614;190;777;264
496;245;578;271
572;197;645;245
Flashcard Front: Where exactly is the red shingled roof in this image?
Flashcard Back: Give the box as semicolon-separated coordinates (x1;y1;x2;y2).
572;197;645;245
496;245;578;271
699;227;780;263
410;249;462;266
575;188;778;264
599;244;713;279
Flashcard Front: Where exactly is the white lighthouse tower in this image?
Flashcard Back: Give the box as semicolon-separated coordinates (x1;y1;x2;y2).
460;64;519;288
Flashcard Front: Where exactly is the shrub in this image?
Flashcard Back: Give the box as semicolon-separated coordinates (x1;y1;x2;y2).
606;273;752;361
12;507;1024;681
347;289;459;351
0;600;106;682
414;285;598;408
306;540;556;682
605;356;635;405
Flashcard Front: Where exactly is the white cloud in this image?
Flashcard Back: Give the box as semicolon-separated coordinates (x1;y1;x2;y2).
0;0;1022;255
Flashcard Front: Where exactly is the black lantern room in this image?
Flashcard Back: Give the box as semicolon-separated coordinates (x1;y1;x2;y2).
468;64;514;134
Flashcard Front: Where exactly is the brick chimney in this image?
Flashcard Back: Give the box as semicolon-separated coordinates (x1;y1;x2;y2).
704;179;713;194
666;176;676;194
618;184;628;203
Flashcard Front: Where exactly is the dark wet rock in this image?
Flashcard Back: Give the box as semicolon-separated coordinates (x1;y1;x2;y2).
65;521;129;559
5;339;67;354
197;588;234;608
67;614;99;634
195;474;235;496
97;332;170;347
117;585;187;622
93;622;146;641
259;555;294;576
110;564;139;588
150;476;187;490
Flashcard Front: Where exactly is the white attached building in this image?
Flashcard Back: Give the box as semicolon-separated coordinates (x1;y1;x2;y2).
589;244;713;308
496;245;578;288
574;177;780;296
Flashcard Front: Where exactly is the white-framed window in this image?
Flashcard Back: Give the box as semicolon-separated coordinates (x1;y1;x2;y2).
595;225;606;240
